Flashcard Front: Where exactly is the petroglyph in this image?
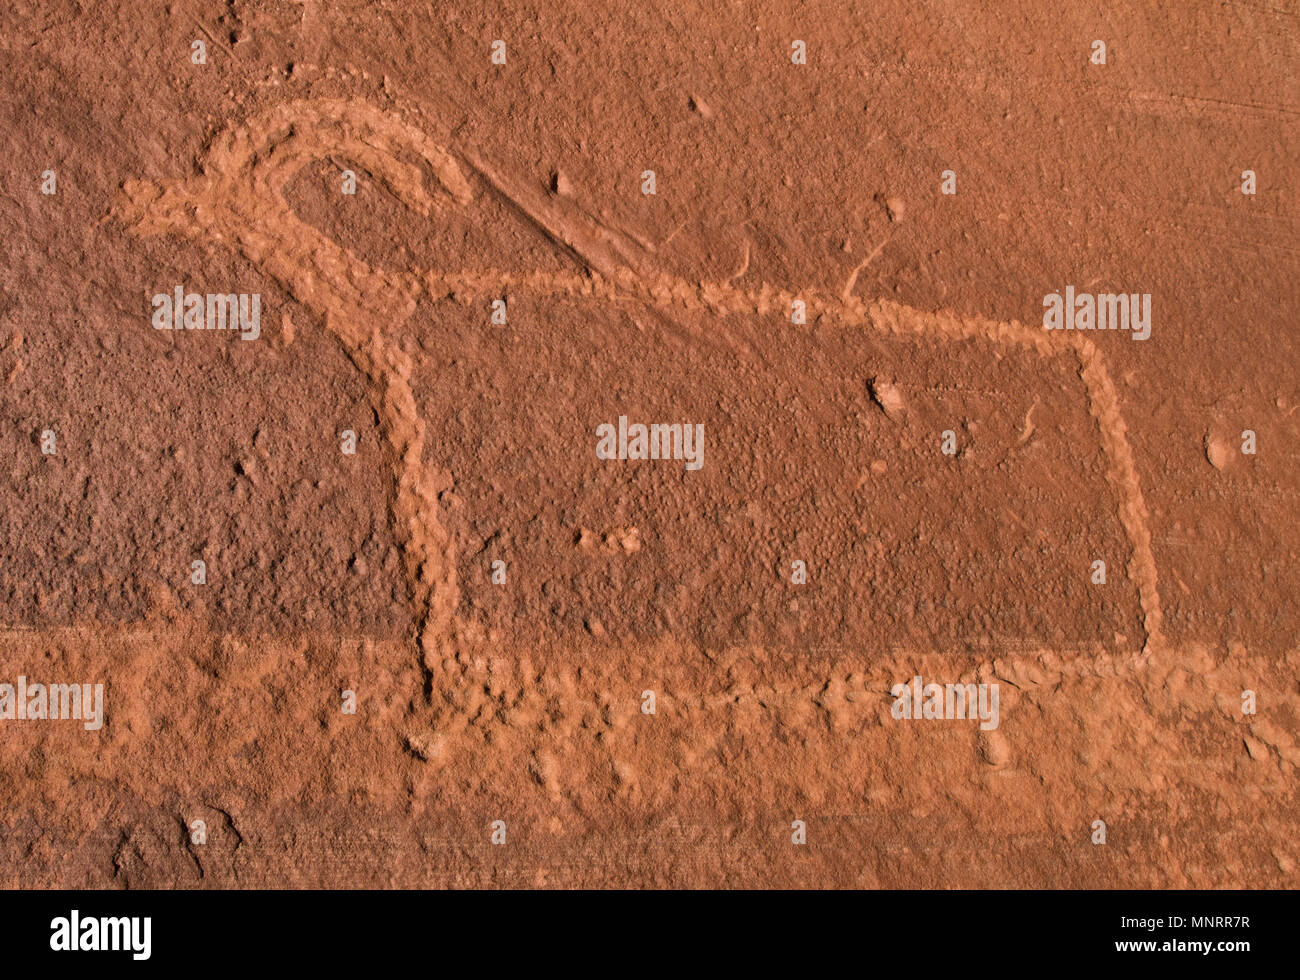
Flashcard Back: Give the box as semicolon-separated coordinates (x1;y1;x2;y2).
113;98;1167;754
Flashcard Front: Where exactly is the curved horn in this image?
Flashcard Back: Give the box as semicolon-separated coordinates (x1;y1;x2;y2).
204;99;472;212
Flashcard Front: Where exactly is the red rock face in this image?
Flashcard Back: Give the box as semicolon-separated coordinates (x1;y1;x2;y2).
1;2;1296;888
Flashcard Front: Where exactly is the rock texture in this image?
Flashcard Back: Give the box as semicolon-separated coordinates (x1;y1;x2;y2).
0;1;1296;888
